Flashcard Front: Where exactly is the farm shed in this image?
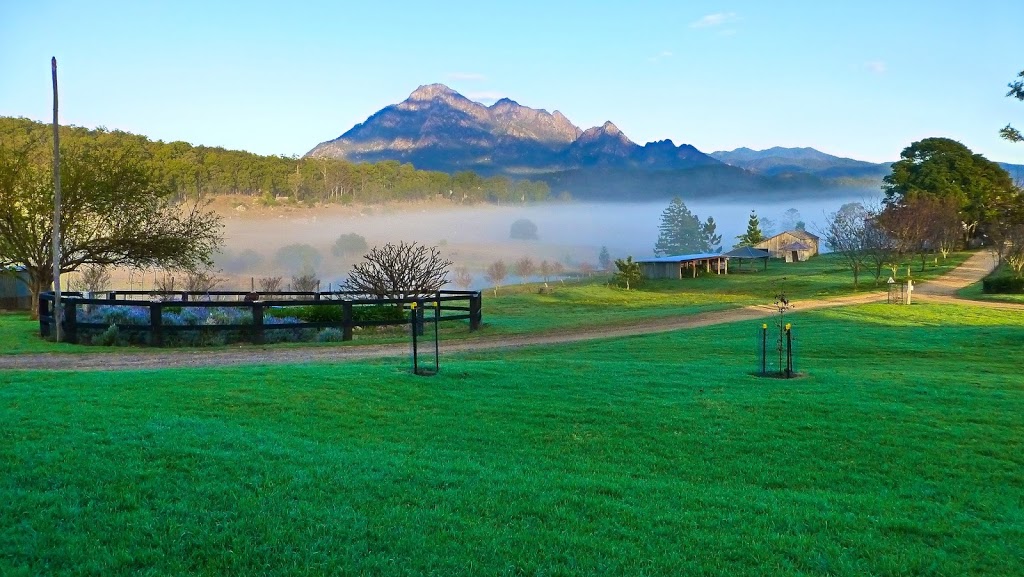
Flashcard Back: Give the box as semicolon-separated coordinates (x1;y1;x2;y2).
723;246;770;270
0;267;32;310
755;230;820;262
637;253;728;279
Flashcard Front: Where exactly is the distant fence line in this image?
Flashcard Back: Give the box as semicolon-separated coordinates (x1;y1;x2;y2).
39;289;482;346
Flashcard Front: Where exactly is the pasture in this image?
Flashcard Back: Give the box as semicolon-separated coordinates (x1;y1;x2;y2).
1;301;1021;576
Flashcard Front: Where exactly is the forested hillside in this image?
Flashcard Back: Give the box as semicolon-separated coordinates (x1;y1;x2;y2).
0;117;551;205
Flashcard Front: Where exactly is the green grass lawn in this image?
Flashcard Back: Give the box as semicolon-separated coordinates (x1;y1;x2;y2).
1;252;974;353
482;251;972;334
1;302;1021;576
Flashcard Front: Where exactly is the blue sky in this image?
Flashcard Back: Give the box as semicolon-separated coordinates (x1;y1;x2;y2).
2;1;1022;164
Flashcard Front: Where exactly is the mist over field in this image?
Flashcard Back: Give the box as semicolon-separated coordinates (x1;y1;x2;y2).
208;189;880;290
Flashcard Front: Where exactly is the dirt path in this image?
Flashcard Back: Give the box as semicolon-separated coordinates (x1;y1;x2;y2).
1;251;1012;372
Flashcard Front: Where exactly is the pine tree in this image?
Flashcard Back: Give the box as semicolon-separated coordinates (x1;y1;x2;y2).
736;210;765;247
598;246;612;271
654;197;721;255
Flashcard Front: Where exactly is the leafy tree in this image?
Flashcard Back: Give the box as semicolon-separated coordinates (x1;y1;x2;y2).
654;197;721;256
613;256;643;290
0;130;222;317
1001;70;1024;143
484;260;508;296
735;210;765;247
331;233;369;257
598;246;612;271
274;244;322;275
510;218;539;240
513;256;537;281
780;208;802;231
882;137;1015;241
344;241;452;299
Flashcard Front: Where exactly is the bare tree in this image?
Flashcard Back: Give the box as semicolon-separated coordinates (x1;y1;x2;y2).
71;264;111;293
485;260;508;297
344;241;451;299
578;262;596;277
513;256;537;282
539;260;554;283
291;265;320;293
258;276;283;293
822;203;869;287
452;267;473;289
184;267;224;293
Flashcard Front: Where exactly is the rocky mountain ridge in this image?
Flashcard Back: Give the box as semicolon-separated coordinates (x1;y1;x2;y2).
307;84;721;175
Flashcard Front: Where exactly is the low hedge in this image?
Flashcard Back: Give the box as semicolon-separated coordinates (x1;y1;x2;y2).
266;304;407;324
982;275;1024;294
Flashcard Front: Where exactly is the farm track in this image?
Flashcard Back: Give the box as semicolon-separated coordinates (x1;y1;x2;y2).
1;251;1014;372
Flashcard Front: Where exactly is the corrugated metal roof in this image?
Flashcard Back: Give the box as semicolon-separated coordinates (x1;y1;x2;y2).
636;253;724;263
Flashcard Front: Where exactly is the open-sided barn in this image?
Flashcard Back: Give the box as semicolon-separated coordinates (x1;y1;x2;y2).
637;253;729;279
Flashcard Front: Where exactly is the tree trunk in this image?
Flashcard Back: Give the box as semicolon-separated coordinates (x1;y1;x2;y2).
27;266;53;320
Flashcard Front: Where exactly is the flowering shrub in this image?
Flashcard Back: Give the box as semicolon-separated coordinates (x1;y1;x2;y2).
75;304;309;347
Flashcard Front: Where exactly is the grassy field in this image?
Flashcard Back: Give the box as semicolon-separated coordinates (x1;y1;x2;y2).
1;302;1021;576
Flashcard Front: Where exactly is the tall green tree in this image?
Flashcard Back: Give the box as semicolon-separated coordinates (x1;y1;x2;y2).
735;210;765;247
1001;70;1024;143
654;197;721;255
882;137;1015;240
0;131;223;317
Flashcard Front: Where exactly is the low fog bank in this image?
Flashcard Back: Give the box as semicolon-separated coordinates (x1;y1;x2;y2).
212;189;881;290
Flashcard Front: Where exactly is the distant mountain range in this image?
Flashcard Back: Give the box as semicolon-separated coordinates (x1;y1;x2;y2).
307;84;1022;200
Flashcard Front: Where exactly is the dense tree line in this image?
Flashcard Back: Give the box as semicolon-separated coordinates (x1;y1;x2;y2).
0;117;551;205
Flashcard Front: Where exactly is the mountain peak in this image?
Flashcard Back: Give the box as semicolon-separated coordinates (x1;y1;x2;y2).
600;121;622;135
408;83;458;101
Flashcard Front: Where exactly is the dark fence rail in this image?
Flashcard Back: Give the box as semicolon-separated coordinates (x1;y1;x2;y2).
39;290;483;346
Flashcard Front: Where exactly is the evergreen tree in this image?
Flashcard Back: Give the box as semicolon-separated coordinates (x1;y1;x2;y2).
736;210;765;247
598;246;612;271
654;197;721;255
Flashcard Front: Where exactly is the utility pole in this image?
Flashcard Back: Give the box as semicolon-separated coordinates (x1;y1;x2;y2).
51;57;62;342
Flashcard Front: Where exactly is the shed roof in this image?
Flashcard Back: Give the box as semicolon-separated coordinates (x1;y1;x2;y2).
636;252;724;264
723;246;770;259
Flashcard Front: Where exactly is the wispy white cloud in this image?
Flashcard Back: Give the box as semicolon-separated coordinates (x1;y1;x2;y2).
863;60;887;74
690;12;737;28
466;90;505;103
447;72;486;81
648;50;673;63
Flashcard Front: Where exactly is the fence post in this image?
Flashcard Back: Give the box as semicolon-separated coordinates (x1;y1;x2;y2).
108;291;116;302
342;301;353;341
414;299;425;336
469;292;482;331
252;302;264;345
150;302;163;347
65;299;77;344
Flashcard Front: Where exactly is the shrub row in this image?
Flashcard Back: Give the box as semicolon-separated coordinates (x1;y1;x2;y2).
982;275;1024;294
265;304;407;324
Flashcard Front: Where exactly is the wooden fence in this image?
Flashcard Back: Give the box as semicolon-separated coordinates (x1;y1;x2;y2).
39;290;482;346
